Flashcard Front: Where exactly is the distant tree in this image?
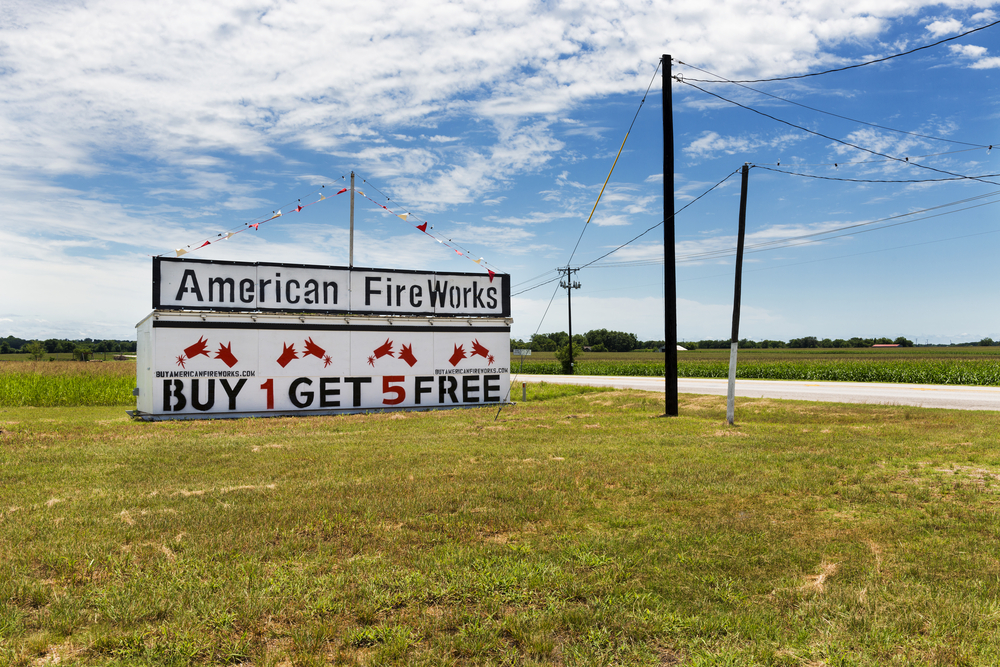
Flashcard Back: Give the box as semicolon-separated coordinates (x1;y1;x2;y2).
584;329;638;352
979;337;995;347
788;336;819;348
848;337;868;348
554;341;584;374
529;334;557;352
73;345;94;361
2;336;27;351
24;341;45;360
894;337;914;347
759;340;786;349
0;341;10;355
544;331;569;348
820;338;834;348
678;341;698;350
738;338;758;349
832;339;850;348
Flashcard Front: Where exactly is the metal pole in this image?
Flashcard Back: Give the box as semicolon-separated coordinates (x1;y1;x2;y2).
663;54;678;416
349;171;355;268
727;164;750;425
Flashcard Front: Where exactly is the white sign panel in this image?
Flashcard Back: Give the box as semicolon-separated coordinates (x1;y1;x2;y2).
153;258;509;317
134;312;510;418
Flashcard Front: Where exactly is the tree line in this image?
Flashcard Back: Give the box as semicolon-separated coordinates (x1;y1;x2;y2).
688;336;915;349
510;329;664;353
1;336;137;360
512;331;999;352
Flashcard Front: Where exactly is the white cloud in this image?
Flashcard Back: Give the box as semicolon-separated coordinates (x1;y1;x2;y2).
925;18;964;36
684;131;805;159
590;214;632;227
949;43;1000;68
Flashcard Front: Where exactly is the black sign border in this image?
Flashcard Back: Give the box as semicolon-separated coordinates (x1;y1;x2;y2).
153;257;510;317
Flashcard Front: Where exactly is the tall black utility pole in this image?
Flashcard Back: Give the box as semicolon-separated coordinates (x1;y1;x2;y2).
663;54;678;416
559;267;581;374
727;164;750;425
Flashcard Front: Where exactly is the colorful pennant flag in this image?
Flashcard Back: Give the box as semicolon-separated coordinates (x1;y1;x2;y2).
159;178;502;284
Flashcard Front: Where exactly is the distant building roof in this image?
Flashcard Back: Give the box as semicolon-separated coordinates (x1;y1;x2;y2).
872;344;899;347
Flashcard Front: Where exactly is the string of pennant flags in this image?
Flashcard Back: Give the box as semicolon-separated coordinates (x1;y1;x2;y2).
350;177;499;282
161;176;500;281
161;184;348;257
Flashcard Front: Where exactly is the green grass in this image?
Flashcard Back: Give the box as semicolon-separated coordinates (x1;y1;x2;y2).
3;387;1000;664
0;362;136;408
516;348;1000;385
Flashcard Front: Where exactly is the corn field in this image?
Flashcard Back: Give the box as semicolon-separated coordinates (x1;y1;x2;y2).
0;361;136;407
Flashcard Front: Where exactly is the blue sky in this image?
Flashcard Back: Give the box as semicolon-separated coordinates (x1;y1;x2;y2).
2;0;999;345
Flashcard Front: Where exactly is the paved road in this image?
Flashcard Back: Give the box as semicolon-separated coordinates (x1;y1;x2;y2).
514;374;1000;411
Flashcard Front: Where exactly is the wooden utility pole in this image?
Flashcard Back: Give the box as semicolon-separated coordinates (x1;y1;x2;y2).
663;54;678;416
727;164;750;425
349;171;355;267
559;267;581;374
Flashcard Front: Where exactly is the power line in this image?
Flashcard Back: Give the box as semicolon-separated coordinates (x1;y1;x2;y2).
752;164;1000;184
679;226;1000;283
532;280;564;339
676;62;993;149
678;20;1000;83
512;268;558;289
511;275;561;297
676;79;1000;187
752;146;992;168
576;168;743;271
674;189;1000;262
565;60;662;266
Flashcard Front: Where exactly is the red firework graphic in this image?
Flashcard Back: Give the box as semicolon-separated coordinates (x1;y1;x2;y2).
372;338;395;360
470;339;490;359
214;342;239;368
303;337;326;359
276;342;298;368
449;344;467;367
184;336;210;359
398;343;418;367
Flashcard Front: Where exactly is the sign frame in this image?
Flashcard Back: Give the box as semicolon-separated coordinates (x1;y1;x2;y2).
131;309;512;421
152;257;510;318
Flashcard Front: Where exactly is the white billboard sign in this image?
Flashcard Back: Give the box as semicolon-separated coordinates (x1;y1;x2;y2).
134;311;510;419
153;258;509;317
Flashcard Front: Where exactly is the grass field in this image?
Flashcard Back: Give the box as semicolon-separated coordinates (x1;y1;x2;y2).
0;362;136;408
3;384;1000;665
514;348;1000;385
